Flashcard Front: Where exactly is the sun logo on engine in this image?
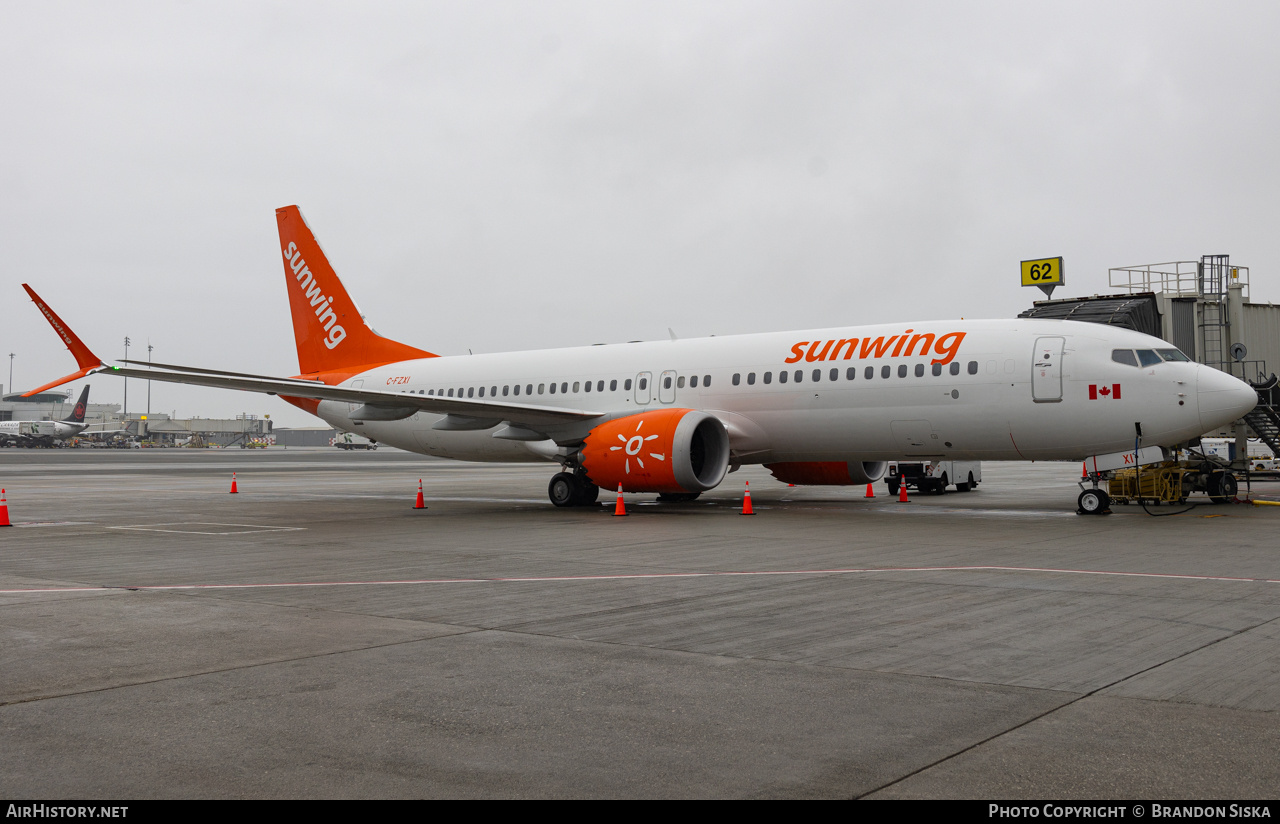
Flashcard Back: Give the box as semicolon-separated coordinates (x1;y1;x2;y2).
610;418;666;474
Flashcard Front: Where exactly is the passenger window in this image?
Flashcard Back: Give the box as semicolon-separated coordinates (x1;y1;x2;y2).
704;375;711;387
448;388;454;397
950;362;960;376
915;364;924;377
1157;349;1190;362
597;380;604;391
625;379;633;390
664;377;672;389
733;373;741;386
794;370;803;383
690;375;699;388
747;372;756;385
967;361;978;375
428;389;435;395
478;387;484;397
513;385;520;396
538;384;545;394
812;369;821;382
932;363;942;377
561;382;568;393
898;364;907;378
1136;349;1161;367
865;366;874;380
584;381;592;393
829;368;838;381
677;376;685;389
777;371;785;384
882;365;891;379
549;383;557;394
765;372;774;384
610;379;618;391
573;382;580;393
503;386;509;396
526;384;533;395
847;367;857;380
638;378;647;390
468;387;475;398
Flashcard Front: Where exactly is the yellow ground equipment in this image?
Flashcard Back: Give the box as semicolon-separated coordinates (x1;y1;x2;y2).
1108;461;1193;505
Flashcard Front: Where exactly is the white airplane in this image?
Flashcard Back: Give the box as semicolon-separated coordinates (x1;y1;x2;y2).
21;206;1258;512
0;385;125;446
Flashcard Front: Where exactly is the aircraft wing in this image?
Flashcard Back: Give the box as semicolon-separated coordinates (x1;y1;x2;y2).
25;282;603;429
103;365;603;426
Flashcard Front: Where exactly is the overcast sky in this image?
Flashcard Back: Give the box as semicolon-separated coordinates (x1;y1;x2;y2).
3;1;1278;427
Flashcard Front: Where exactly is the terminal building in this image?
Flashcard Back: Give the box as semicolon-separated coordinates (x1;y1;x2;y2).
1019;255;1280;462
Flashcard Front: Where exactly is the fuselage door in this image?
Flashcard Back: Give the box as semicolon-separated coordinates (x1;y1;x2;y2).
634;372;652;405
658;370;677;404
1032;337;1064;403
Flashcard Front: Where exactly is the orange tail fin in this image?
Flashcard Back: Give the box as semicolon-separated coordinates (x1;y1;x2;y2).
276;206;435;376
21;284;105;396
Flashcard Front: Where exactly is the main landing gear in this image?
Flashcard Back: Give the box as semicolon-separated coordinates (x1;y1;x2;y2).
548;471;600;508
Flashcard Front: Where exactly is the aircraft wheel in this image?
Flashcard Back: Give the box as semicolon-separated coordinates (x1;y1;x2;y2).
1077;488;1110;515
657;492;701;502
573;478;600;506
548;473;577;508
1207;472;1238;504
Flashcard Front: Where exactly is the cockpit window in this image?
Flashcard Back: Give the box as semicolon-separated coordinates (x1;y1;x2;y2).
1111;349;1138;367
1157;348;1191;362
1136;349;1162;367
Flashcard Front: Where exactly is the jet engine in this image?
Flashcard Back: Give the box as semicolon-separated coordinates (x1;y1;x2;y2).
766;461;889;486
580;408;730;493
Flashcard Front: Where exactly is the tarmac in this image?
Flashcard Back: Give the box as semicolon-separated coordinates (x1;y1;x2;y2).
1;447;1278;799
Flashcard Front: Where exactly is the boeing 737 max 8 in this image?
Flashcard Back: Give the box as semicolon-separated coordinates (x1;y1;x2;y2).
21;206;1258;512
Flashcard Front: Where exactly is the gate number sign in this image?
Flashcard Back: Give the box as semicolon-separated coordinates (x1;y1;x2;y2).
1021;257;1065;287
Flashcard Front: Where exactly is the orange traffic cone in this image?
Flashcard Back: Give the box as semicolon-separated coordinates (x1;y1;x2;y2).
741;480;755;515
229;472;238;494
0;489;10;527
897;481;910;503
414;479;426;510
613;484;627;516
1081;461;1088;480
865;483;875;498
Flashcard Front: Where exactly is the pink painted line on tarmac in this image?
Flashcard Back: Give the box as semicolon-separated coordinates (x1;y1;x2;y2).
0;564;1276;595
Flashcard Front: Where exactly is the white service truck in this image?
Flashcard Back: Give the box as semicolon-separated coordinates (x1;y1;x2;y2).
885;460;982;495
333;432;378;451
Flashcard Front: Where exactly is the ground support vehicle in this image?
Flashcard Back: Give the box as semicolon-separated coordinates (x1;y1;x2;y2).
1101;456;1239;507
333;432;378;451
885;460;981;496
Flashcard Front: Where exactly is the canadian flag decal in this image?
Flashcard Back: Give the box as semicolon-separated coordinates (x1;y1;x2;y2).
1089;384;1122;400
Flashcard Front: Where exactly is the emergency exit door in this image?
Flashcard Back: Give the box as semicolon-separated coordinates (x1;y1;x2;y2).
1032;337;1064;402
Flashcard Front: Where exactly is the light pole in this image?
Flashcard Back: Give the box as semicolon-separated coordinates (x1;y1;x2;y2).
147;342;153;417
123;337;131;418
7;353;13;397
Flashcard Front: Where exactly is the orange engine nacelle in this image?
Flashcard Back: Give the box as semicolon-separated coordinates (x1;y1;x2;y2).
581;408;731;494
766;461;888;486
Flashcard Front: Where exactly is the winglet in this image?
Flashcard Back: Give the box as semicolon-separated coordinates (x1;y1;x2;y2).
21;284;106;396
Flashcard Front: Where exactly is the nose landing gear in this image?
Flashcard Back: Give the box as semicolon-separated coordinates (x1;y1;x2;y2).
1077;487;1112;515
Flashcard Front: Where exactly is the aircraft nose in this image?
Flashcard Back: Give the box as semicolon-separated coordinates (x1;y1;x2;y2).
1197;366;1258;431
